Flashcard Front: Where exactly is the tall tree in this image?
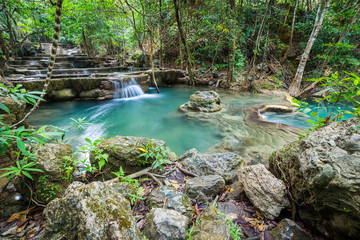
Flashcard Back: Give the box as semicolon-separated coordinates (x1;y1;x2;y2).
173;0;194;84
288;0;331;97
281;0;299;63
318;3;360;72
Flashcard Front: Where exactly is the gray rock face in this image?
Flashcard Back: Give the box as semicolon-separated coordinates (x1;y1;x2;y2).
0;97;26;126
179;91;222;112
270;218;310;240
180;149;243;183
43;181;141;240
185;175;225;202
94;136;176;179
192;206;231;240
217;202;243;221
146;186;193;218
269;118;360;240
79;88;101;98
29;143;74;203
143;208;189;240
238;164;289;220
52;88;77;100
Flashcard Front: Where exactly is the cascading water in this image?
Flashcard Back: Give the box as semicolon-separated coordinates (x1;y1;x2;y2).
112;78;144;99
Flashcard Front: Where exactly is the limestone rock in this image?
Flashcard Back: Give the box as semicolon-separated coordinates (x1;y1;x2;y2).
217;202;243;221
179;91;222;112
0;97;26;126
143;208;189;240
269;118;360;240
43;181;141;240
270;218;310;240
146;186;193;218
29;143;74;203
238;164;289;220
185;175;225;202
79;88;101;98
94;136;176;179
179;149;243;183
192;206;231;240
52;88;77;100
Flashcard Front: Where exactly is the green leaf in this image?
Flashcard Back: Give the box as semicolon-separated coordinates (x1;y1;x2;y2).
22;171;33;179
16;139;26;154
0;103;10;114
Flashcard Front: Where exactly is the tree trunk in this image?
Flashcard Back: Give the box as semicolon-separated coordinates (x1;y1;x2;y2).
178;33;184;69
123;0;148;66
0;30;9;60
173;0;194;84
282;0;299;63
226;0;236;85
82;30;90;56
149;33;160;94
159;0;164;68
287;0;330;97
245;0;272;87
2;0;14;58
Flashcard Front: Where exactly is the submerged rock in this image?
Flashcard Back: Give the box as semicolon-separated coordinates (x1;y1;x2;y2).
270;218;310;240
238;164;289;220
94;136;176;179
185;175;225;202
179;91;222;112
43;181;141;240
179;148;243;183
143;208;189;240
269;118;360;240
192;206;231;240
146;186;193;218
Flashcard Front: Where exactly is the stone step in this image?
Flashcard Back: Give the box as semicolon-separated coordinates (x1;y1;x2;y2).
14;67;132;76
9;62;76;70
14;56;98;61
36;53;87;57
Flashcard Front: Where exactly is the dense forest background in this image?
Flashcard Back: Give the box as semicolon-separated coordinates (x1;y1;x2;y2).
1;0;360;96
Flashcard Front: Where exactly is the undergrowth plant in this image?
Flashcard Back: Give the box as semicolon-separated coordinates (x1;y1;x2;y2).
112;166;145;205
292;72;360;131
70;117;90;129
0;84;62;181
138;141;172;171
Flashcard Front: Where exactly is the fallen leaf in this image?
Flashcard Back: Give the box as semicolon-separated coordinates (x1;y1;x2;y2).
7;207;36;223
168;179;181;189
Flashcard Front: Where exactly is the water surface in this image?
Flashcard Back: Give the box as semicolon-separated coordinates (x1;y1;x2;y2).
29;87;306;163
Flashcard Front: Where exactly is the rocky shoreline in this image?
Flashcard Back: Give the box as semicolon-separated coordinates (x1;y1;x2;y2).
1;91;359;240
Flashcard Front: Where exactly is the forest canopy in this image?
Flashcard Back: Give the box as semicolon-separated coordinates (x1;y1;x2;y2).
1;0;360;95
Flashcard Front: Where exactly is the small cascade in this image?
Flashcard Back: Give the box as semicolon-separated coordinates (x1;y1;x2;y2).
112;78;144;99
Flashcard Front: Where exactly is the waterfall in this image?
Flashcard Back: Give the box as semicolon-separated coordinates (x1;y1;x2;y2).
112;78;144;99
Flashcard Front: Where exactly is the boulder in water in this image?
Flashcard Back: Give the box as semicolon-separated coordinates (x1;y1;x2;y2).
179;91;222;112
269;118;360;240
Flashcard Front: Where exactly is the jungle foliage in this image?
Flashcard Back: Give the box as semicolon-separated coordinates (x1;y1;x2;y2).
0;0;360;93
